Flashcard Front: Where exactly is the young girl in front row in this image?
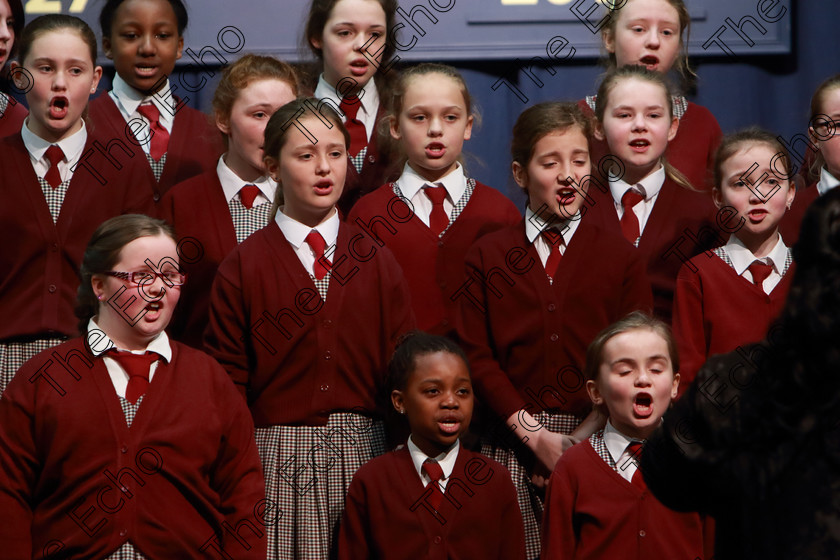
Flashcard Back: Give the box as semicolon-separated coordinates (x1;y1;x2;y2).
306;0;399;213
541;312;705;559
580;0;722;191
162;53;298;348
348;63;520;336
0;0;26;137
456;102;652;559
204;98;415;559
0;215;265;559
586;65;719;323
0;15;152;395
672;129;796;388
338;332;526;559
89;0;223;202
780;74;840;245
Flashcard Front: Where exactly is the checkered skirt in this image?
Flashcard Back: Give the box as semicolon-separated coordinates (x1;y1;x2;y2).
256;412;386;560
480;411;583;560
0;338;66;397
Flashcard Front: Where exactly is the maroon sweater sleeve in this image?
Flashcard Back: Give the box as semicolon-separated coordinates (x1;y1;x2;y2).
672;260;708;390
337;473;373;560
541;446;580;560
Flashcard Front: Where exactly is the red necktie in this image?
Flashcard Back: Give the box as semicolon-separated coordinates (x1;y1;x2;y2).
626;441;646;491
137;103;170;161
305;230;332;280
748;260;773;290
542;229;564;280
239;184;260;209
339;96;367;158
423;185;449;236
44;145;65;189
422;459;445;510
620;187;645;244
108;350;158;404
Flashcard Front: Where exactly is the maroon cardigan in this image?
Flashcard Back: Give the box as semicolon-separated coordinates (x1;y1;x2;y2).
0;132;155;342
456;220;653;419
0;337;266;560
347;181;521;335
340;103;398;215
0;94;26;138
88;93;223;202
204;220;415;426
338;444;526;560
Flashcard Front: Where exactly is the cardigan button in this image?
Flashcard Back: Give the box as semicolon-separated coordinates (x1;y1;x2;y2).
153;193;161;202
550;333;559;342
367;154;376;163
639;530;646;537
437;240;444;247
51;243;58;252
121;445;128;454
48;284;57;293
119;529;128;537
324;351;332;360
433;536;442;544
547;303;556;312
323;319;333;327
320;384;329;392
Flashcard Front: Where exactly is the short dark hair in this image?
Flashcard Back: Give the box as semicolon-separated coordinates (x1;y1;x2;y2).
387;331;471;392
99;0;189;38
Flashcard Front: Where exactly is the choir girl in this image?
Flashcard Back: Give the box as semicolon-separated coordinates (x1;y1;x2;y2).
89;0;223;202
0;214;265;559
0;14;153;394
161;53;298;348
305;0;398;212
672;129;796;387
337;331;526;560
580;0;721;190
204;98;415;559
780;74;840;245
0;0;25;137
585;65;719;322
456;101;652;559
347;63;520;336
541;311;705;559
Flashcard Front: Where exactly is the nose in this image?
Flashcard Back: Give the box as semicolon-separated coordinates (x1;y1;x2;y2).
635;370;652;387
0;21;11;42
52;70;67;91
631;113;647;131
315;151;331;174
440;390;459;408
427;115;443;136
645;28;660;49
138;34;156;56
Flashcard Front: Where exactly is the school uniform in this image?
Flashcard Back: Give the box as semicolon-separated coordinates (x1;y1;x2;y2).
579;96;722;191
673;235;794;388
541;423;705;560
0;324;265;560
88;75;223;203
347;163;521;335
160;158;276;348
583;167;720;323
338;438;526;560
314;75;395;214
779;167;835;245
0;92;26;138
204;209;415;560
456;210;652;559
0;123;154;394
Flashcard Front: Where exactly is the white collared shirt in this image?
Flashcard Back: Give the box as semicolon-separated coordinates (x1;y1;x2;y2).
395;163;467;228
314;74;380;141
109;74;176;155
275;208;340;277
817;166;840;196
217;156;276;208
723;233;788;294
603;420;643;483
524;205;582;267
609;165;666;235
407;435;460;491
21;119;88;183
86;318;173;398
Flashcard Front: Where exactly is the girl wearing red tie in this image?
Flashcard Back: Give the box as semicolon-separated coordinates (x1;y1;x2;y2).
305;0;399;212
0;214;265;559
672;129;797;388
348;63;520;336
89;0;223;202
161;54;299;348
0;15;152;395
0;0;25;138
205;98;414;559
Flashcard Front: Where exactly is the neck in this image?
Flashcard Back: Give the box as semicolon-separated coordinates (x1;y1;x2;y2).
95;315;154;352
621;160;661;186
410;161;458;184
284;205;336;229
223;153;265;183
738;230;780;259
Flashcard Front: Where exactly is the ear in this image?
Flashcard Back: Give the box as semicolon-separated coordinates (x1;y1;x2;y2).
10;61;25;90
310;35;323;51
785;181;796;210
593;121;606;142
391;389;405;414
511;160;528;191
711;187;724;210
670;373;680;400
102;37;113;60
91;274;106;301
602;28;616;54
175;35;184;61
586;379;604;406
90;65;103;94
389;115;402;141
667;115;679;142
264;156;280;182
215;110;231;136
463;115;474;141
